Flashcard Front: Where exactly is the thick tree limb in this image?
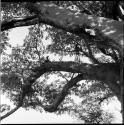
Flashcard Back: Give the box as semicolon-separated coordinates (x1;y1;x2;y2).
1;2;124;56
24;2;123;55
27;2;124;54
31;61;120;82
30;61;121;99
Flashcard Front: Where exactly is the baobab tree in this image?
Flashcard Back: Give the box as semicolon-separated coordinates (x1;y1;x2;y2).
1;1;124;123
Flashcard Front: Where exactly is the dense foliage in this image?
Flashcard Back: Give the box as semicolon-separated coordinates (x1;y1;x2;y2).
1;1;123;123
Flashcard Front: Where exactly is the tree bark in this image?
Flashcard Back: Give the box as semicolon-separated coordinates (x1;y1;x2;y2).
1;2;124;56
30;61;121;100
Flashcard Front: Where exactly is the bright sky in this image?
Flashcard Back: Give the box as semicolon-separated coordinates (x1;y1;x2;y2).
1;26;122;124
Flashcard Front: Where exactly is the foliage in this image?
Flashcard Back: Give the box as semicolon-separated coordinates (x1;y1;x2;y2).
1;1;122;123
0;31;10;54
0;104;10;113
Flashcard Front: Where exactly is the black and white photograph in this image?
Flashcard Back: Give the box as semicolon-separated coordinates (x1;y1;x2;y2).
0;1;124;124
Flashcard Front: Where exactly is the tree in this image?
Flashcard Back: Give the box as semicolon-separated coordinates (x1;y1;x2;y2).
1;1;123;123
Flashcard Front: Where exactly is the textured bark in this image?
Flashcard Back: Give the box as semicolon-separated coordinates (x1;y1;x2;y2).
32;62;120;81
1;2;124;56
30;61;121;99
27;2;124;52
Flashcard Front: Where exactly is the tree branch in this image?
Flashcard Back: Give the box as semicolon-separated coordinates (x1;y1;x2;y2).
1;2;124;56
83;41;100;64
0;104;21;121
30;61;121;100
31;61;120;81
1;15;38;31
43;74;84;112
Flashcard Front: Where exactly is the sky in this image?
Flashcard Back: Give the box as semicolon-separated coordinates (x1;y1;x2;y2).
1;26;122;124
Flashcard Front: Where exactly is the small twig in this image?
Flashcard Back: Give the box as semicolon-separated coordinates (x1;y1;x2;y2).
58;72;69;82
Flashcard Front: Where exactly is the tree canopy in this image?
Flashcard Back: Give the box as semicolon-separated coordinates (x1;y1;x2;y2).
1;1;124;123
